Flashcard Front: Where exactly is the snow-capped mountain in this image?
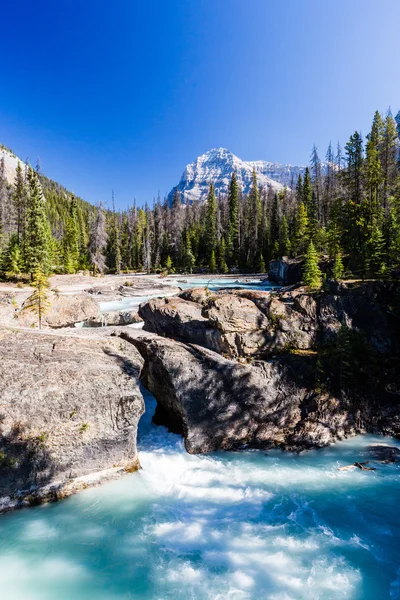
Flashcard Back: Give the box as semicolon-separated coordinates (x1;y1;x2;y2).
0;146;25;185
168;148;307;203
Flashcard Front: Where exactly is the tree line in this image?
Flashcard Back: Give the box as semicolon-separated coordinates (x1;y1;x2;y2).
0;108;400;283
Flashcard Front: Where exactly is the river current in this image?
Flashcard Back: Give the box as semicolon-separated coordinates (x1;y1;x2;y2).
1;279;400;599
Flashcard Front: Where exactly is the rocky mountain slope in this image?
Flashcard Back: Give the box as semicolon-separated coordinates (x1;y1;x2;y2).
0;145;23;185
168;147;307;203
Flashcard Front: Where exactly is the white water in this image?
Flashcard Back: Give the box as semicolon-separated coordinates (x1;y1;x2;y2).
1;389;399;600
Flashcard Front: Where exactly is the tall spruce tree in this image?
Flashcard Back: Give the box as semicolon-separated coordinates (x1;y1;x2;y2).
227;172;240;266
25;168;50;276
303;241;322;289
205;183;217;264
62;196;80;273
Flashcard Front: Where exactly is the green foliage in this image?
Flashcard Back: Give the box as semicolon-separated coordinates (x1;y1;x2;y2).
62;196;80;273
205;183;217;262
227;172;240;266
25;168;50;275
22;267;50;329
303;242;322;289
209;249;217;273
332;252;344;280
2;234;23;275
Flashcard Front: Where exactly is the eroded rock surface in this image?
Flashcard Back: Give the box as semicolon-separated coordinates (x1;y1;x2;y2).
17;294;101;328
0;330;144;512
121;331;362;454
126;281;400;454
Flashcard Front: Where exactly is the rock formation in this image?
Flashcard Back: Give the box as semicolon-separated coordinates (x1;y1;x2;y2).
0;330;144;513
126;281;400;454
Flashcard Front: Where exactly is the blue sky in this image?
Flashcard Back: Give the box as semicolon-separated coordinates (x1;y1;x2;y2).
2;0;400;208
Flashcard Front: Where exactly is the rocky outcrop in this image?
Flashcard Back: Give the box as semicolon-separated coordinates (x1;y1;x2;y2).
121;331;364;454
269;257;303;285
17;294;100;328
85;309;142;327
0;330;144;512
125;281;400;454
139;296;227;352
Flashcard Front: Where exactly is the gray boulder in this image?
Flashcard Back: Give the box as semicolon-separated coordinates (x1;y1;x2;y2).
121;330;357;454
269;257;303;285
17;294;100;328
0;330;144;512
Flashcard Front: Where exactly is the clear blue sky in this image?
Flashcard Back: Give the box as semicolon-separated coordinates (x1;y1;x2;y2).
2;0;400;208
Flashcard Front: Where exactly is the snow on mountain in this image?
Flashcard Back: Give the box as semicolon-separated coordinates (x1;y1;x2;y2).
168;148;307;204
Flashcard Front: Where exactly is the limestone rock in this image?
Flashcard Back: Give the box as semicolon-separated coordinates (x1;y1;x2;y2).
0;330;145;512
17;294;100;328
121;331;355;454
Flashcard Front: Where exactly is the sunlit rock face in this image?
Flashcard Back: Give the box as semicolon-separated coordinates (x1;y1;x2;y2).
125;282;400;454
0;330;145;512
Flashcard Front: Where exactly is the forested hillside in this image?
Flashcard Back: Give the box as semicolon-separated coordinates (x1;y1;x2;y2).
1;108;400;281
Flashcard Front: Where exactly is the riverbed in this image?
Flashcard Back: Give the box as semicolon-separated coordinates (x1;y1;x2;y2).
0;388;399;600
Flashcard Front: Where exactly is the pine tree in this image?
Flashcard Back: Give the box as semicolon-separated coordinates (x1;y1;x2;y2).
205;183;217;262
217;237;228;273
279;215;291;257
306;191;319;244
13;162;27;245
303;242;322;289
22;268;50;329
209;249;217;273
368;225;387;276
269;193;279;257
165;255;173;272
62;196;80;273
332;251;344;281
293;202;308;256
25;168;50;277
227;172;240;265
2;234;23;276
382;110;398;206
302;167;313;213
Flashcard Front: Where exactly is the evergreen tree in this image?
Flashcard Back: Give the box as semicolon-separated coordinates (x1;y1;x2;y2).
217;237;229;273
2;233;23;275
25;168;50;276
303;241;322;289
248;169;261;267
302;167;313;213
279;215;291;257
165;255;173;272
332;251;344;280
22;267;50;329
293;202;308;256
382;110;399;206
227;172;240;265
13;162;27;245
368;225;387;276
205;183;217;262
269;193;280;257
62;196;80;273
209;249;217;273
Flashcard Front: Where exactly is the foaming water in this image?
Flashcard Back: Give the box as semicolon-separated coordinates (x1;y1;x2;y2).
1;389;399;600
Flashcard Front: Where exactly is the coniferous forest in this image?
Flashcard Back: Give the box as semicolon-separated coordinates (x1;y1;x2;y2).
1;109;400;283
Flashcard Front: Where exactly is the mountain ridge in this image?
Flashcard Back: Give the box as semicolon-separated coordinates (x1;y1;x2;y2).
168;147;308;203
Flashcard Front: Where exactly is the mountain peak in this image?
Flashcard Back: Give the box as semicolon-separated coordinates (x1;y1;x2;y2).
169;148;306;203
